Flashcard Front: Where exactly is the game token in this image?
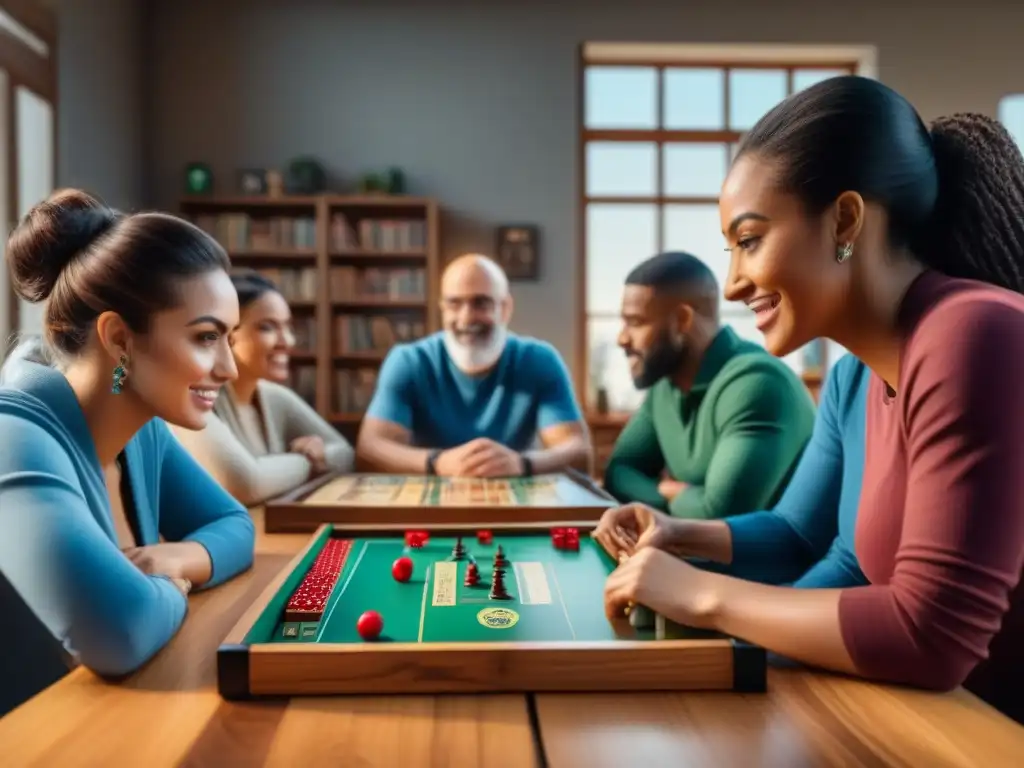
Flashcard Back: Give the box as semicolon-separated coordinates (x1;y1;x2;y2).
564;529;580;551
357;610;383;640
476;530;493;544
392;556;413;582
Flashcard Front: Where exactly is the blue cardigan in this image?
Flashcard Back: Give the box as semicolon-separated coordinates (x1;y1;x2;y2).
0;360;255;677
714;353;870;588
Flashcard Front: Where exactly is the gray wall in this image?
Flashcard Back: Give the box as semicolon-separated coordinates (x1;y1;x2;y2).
139;0;1024;376
57;0;146;211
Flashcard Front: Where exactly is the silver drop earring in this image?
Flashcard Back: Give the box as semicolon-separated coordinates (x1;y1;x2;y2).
836;242;853;263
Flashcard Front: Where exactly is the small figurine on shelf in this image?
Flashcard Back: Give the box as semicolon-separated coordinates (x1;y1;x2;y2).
358;173;386;194
266;170;284;197
358;167;406;195
184;162;213;195
286;157;327;194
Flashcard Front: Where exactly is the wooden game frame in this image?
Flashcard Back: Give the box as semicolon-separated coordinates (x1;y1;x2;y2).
262;468;619;533
217;522;767;699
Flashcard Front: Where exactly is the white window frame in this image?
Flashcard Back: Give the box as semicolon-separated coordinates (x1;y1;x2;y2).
577;42;878;411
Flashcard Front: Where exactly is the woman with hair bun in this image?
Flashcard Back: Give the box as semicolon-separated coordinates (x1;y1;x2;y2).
0;189;255;699
170;268;354;505
597;76;1024;722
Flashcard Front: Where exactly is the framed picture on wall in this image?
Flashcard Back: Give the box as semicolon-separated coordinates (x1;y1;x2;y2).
496;225;539;280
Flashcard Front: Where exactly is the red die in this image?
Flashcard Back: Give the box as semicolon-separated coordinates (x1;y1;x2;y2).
477;530;493;544
564;528;580;551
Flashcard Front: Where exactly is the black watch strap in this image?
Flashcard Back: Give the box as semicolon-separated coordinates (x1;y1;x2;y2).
426;449;442;475
520;455;533;477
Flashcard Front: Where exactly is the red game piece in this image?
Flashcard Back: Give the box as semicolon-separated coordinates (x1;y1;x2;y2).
357;610;383;640
476;530;493;544
392;556;413;582
565;528;580;551
552;527;566;550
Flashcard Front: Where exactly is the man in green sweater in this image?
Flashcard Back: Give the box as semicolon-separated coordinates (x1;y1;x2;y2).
603;251;815;519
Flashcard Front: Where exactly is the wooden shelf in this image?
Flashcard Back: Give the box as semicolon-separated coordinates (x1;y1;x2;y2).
181;195;320;208
181;193;441;419
332;299;426;309
226;249;317;261
330;249;428;260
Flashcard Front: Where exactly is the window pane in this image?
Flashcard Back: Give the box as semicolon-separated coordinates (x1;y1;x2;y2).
585;66;657;129
663;68;724;129
999;95;1024;151
586;142;657;197
587;317;645;412
663;204;728;290
792;69;848;93
729;69;787;131
587;203;658;313
663;143;728;197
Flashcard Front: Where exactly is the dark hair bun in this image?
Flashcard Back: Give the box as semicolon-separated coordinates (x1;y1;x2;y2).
6;188;121;303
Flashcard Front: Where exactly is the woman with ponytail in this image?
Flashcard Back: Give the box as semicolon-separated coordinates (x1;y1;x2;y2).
595;76;1024;722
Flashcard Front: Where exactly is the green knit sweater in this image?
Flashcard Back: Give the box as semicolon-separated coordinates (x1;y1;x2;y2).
603;327;816;519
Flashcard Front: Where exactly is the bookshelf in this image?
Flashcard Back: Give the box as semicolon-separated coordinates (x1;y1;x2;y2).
180;194;441;442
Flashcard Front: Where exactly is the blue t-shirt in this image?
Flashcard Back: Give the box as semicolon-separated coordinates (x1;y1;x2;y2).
365;332;583;450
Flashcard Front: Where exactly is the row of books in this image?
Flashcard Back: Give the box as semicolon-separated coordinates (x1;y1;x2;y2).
332;368;379;413
248;267;318;302
191;214;317;251
328;266;426;301
330;214;427;252
290;315;316;351
333;313;426;355
287;365;317;407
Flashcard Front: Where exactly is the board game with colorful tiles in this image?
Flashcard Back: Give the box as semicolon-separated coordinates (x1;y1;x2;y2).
263;470;617;533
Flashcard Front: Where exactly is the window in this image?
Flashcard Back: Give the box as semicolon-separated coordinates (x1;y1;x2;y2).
579;44;869;411
999;95;1024;151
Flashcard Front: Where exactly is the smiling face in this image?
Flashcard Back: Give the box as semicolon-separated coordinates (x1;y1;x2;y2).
719;153;851;357
230;289;295;384
617;284;688;389
439;256;512;373
122;269;240;430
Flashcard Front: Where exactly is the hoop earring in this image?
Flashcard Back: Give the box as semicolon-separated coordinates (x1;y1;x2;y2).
112;354;128;394
836;243;854;263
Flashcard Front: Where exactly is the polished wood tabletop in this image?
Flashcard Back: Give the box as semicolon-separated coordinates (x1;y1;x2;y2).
1;507;1022;767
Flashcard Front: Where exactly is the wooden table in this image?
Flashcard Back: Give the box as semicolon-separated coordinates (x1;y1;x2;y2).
2;508;1022;767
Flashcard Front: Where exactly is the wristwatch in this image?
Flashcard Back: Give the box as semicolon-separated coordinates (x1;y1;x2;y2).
426;449;442;475
520;455;533;477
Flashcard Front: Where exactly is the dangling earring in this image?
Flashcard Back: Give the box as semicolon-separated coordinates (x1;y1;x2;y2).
112;354;128;394
836;242;854;263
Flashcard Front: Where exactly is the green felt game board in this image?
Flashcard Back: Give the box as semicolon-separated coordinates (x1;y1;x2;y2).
220;525;766;699
246;529;718;647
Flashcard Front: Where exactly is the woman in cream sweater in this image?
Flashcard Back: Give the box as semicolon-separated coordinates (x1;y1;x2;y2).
171;270;354;505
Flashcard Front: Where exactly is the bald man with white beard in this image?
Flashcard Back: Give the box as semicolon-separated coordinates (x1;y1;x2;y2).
356;255;591;477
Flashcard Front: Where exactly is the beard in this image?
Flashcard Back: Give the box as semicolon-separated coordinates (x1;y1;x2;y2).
630;330;687;389
443;322;509;373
